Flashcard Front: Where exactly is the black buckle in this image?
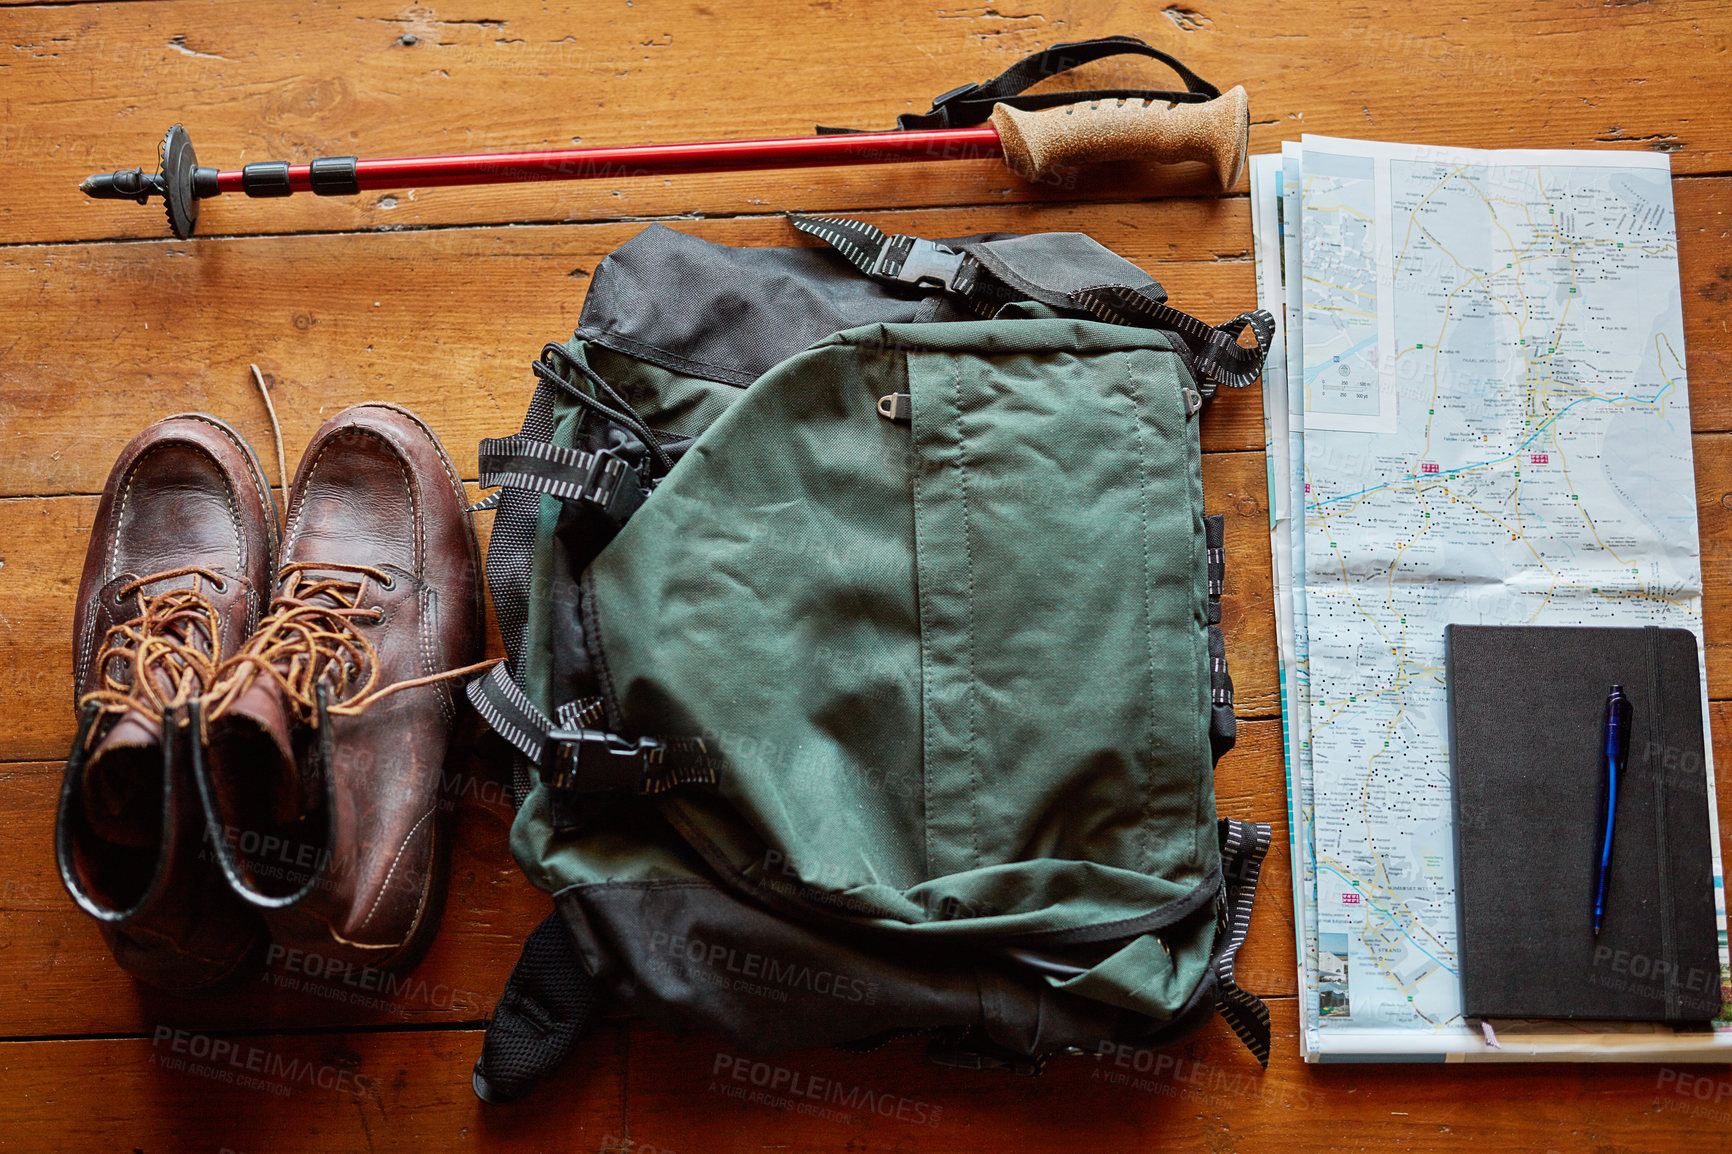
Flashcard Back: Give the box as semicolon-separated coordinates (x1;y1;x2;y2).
545;727;663;792
586;451;645;522
871;235;966;292
475;437;648;525
922;82;981;127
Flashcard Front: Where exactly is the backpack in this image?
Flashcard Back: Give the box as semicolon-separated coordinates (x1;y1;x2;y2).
464;217;1275;1101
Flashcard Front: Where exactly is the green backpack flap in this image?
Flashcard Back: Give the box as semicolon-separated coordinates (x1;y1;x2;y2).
467;220;1274;1102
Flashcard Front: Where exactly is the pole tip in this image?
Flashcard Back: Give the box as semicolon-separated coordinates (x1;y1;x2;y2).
79;167;159;201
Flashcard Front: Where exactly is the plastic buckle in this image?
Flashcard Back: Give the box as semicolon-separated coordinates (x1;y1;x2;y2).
924;81;981;125
583;452;646;523
872;235;965;292
545;727;663;792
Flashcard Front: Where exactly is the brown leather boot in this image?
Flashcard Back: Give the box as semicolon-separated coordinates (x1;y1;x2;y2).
198;403;486;972
57;414;278;990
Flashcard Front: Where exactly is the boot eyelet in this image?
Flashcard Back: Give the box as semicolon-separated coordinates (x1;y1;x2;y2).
210;577;229;594
369;606;385;623
379;574;396;590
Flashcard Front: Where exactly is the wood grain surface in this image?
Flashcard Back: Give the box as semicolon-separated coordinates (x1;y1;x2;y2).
3;0;1730;1150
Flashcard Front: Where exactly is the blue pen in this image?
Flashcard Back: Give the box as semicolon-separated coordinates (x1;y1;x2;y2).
1593;685;1629;936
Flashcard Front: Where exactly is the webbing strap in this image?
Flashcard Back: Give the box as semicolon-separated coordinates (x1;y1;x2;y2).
1205;514;1226;626
1204;514;1235;760
488;381;560;683
555;698;606;730
789;215;1273;394
468;664;715;794
790;215;982;295
478;375;559;811
1214;818;1273;1066
1072;285;1275;392
473;911;604;1103
1208;627;1235;751
468;661;556;764
1646;626;1681;1019
478;435;646;524
818;35;1218;133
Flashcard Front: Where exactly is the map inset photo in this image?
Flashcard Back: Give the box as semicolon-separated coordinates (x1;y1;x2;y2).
1319;932;1352;1017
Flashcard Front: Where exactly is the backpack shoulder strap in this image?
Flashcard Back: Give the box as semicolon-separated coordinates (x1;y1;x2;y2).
1213;818;1274;1067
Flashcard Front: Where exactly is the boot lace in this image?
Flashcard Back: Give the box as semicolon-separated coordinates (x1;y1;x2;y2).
77;565;227;736
203;561;495;726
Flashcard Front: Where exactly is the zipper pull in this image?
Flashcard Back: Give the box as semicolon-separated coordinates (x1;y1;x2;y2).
877;393;913;425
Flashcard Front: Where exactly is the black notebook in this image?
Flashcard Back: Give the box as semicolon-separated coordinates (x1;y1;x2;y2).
1446;624;1724;1023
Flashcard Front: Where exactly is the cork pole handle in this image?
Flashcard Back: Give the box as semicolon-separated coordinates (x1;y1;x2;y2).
990;85;1250;192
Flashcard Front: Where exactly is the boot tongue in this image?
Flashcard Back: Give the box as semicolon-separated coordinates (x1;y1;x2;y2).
79;708;166;848
211;676;302;822
75;571;228;850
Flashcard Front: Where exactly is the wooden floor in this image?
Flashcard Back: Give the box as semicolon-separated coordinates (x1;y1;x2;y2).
3;0;1730;1149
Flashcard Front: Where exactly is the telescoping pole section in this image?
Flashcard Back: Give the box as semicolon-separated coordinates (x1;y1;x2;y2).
219;127;1007;196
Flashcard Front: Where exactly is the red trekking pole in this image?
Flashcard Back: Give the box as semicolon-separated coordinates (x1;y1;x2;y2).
78;37;1249;238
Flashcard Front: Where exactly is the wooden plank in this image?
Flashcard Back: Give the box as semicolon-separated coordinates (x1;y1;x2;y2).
11;997;1732;1154
0;1024;629;1152
9;997;1732;1154
6;0;1732;245
618;1003;1732;1154
1698;434;1732;698
2;703;1726;1151
0;488;499;763
12;173;1732;501
1212;451;1280;717
1677;176;1732;432
12;421;1731;760
0;716;1295;1038
0;447;1280;762
0;207;1263;501
6;183;1732;500
0;749;541;1037
1213;716;1295;998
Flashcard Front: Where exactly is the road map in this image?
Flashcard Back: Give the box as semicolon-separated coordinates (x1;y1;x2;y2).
1250;138;1732;1060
